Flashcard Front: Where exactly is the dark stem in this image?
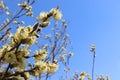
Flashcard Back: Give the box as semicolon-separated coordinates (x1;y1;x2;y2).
39;74;41;80
0;28;11;41
46;73;49;80
1;64;11;80
92;51;96;80
51;26;58;62
66;71;68;79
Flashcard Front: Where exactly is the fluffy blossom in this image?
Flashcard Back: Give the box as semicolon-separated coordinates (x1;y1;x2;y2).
39;12;48;21
34;61;47;73
50;8;62;20
18;1;27;7
0;44;11;58
90;44;95;51
4;52;17;63
15;57;26;69
41;21;50;27
79;72;91;80
0;49;3;58
0;1;5;8
24;72;30;79
16;47;29;58
47;62;59;73
25;6;32;11
10;26;37;46
34;49;48;61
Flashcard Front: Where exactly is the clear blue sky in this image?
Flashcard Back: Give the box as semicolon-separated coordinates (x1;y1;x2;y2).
38;0;120;80
2;0;120;80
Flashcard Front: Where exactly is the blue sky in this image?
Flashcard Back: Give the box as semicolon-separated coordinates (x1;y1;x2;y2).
2;0;120;80
38;0;120;80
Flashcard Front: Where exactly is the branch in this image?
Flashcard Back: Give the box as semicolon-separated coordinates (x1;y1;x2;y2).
0;28;11;41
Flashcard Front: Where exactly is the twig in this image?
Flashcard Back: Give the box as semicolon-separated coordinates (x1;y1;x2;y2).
92;51;96;80
0;28;11;41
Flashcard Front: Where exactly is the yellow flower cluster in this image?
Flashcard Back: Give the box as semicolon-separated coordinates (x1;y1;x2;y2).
38;8;62;28
24;72;30;79
16;46;29;58
39;8;62;21
34;49;48;61
0;1;4;9
4;51;16;63
15;47;30;69
0;45;29;69
0;44;11;58
18;1;33;16
18;1;27;7
15;57;26;69
50;8;62;20
34;61;47;74
4;52;27;69
39;12;49;21
79;72;91;80
47;62;59;74
90;44;95;52
10;26;37;46
97;75;110;80
32;61;59;76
